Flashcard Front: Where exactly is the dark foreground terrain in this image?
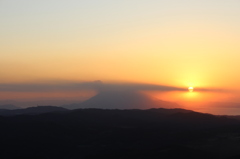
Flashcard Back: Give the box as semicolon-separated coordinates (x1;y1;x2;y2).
1;107;240;159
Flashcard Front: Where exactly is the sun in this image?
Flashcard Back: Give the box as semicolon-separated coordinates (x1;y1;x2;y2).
188;87;194;92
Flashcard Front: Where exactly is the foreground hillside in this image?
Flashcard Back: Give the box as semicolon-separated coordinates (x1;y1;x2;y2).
1;108;240;159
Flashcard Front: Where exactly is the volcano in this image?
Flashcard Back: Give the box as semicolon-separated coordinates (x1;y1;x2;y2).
64;91;181;110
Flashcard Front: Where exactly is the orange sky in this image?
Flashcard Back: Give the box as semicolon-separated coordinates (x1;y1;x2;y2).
1;0;240;104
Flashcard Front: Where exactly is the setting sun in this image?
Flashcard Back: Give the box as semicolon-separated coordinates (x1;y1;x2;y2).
188;87;194;92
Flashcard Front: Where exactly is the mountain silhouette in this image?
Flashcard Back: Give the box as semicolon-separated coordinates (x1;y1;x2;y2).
0;106;68;116
0;104;19;110
64;91;181;110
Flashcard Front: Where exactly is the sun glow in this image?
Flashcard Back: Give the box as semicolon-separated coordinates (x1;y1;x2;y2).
188;87;194;92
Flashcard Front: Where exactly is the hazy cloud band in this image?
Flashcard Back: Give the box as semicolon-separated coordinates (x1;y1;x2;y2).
0;81;226;93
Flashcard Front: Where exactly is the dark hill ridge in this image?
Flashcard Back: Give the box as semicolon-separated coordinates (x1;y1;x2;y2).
45;108;238;128
0;106;236;127
0;106;68;116
63;91;181;109
0;108;240;159
0;108;239;159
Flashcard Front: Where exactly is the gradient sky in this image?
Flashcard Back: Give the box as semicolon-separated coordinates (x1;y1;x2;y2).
1;0;240;103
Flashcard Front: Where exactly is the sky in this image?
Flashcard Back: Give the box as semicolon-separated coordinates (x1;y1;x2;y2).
1;0;240;105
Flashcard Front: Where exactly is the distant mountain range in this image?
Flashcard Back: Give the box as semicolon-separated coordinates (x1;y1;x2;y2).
0;106;68;116
0;104;20;110
0;99;83;108
2;91;240;116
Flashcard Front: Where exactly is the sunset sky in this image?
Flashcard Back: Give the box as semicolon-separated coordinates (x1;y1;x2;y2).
1;0;240;105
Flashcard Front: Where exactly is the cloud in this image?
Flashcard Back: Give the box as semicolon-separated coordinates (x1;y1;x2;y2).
0;81;186;92
0;82;97;92
193;87;228;93
0;81;227;93
97;83;186;92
